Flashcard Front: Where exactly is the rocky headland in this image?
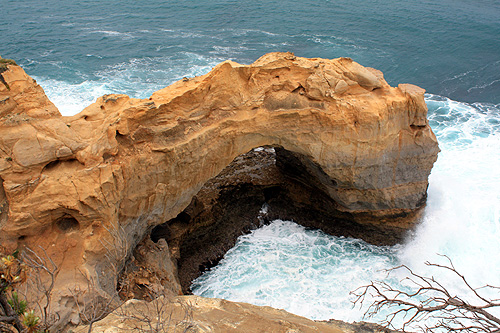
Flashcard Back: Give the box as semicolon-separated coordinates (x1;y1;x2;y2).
0;53;438;331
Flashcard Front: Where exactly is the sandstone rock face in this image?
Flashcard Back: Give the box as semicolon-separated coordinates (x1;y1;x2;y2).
0;53;439;329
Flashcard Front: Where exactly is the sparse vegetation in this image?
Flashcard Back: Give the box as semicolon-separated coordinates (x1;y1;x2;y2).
7;291;27;316
0;251;27;332
22;246;60;331
0;222;189;332
22;309;41;333
0;58;18;73
0;57;18;90
0;58;17;66
69;270;122;333
115;288;196;333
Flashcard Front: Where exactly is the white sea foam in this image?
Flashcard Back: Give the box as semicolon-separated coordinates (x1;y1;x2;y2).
210;45;253;56
159;28;220;40
191;220;401;322
32;78;110;116
34;54;222;116
400;96;500;287
221;28;280;37
90;30;135;39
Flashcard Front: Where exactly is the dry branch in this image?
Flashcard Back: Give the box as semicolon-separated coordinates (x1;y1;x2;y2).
21;246;60;331
351;255;500;332
115;286;195;333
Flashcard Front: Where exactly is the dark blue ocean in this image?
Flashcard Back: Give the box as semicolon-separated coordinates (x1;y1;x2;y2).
3;0;500;327
3;0;500;109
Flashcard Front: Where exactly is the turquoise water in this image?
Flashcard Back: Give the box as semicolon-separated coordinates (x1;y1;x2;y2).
191;220;402;321
3;0;500;327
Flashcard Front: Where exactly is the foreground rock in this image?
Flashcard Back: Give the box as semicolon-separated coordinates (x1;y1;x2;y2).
74;295;394;333
0;53;438;329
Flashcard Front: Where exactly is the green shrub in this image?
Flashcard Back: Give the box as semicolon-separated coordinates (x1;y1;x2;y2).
8;291;27;316
0;58;17;66
22;310;40;333
0;58;18;72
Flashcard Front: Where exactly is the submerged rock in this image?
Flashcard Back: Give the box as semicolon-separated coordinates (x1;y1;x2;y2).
0;52;438;330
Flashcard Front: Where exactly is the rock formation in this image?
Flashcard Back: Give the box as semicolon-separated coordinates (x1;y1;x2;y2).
0;52;439;330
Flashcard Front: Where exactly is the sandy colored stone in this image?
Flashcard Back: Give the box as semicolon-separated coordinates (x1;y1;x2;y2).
74;295;345;333
74;295;395;333
0;52;439;329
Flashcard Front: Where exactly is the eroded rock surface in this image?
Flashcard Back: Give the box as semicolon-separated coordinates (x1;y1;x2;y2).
0;52;439;329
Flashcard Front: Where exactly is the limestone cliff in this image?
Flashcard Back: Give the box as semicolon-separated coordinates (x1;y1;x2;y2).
0;52;439;330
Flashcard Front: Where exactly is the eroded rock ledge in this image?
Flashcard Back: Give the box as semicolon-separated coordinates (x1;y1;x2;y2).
0;52;439;330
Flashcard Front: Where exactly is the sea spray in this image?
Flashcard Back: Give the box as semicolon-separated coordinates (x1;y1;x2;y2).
400;95;500;289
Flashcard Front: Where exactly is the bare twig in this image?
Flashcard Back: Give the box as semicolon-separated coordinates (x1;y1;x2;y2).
70;222;132;332
116;286;195;333
351;255;500;332
69;269;122;333
99;222;129;276
22;246;60;330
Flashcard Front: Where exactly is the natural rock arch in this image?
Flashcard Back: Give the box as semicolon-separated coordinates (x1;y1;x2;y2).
0;52;438;327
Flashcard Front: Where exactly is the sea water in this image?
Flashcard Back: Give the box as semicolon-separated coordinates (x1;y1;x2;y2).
3;0;500;108
3;0;500;327
191;219;401;322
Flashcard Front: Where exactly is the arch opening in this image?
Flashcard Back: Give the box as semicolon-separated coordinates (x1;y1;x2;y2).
148;145;408;293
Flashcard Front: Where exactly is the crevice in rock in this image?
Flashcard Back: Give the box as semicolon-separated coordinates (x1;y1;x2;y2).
0;74;10;91
0;177;8;230
41;158;78;174
43;159;61;171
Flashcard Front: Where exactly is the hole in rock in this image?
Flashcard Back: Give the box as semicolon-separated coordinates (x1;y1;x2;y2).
103;152;114;161
42;158;79;173
43;159;61;171
55;216;80;232
148;145;401;294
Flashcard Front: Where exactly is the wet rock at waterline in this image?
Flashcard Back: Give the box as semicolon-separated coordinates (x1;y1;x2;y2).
0;52;438;329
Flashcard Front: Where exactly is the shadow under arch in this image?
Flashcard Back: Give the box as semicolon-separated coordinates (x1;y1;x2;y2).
150;145;411;293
